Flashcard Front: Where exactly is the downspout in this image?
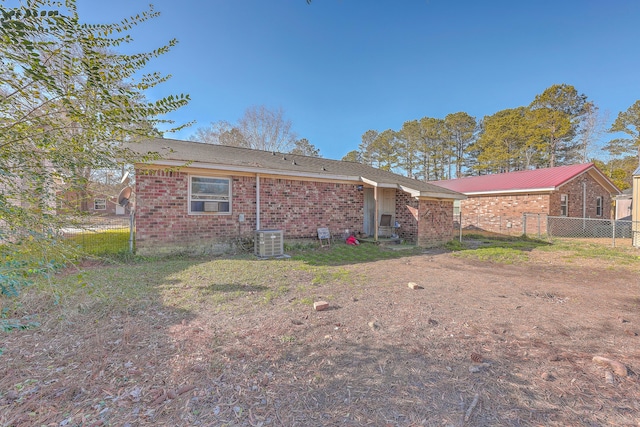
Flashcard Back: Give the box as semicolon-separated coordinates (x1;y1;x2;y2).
374;186;379;241
582;181;587;231
256;173;261;230
583;181;586;218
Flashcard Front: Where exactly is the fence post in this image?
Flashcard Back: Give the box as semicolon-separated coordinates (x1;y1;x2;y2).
537;214;541;239
612;219;616;248
459;213;463;242
129;209;135;253
522;214;527;236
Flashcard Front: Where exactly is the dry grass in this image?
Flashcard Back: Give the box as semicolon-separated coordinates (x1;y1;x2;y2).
1;241;640;426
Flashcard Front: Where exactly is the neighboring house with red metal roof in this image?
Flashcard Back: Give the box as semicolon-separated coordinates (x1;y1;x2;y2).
432;163;620;235
130;138;466;255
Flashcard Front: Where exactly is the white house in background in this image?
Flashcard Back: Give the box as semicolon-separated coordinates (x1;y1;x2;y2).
633;165;640;248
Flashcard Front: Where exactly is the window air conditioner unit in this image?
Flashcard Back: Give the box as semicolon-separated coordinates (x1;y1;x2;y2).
204;201;219;212
255;229;284;257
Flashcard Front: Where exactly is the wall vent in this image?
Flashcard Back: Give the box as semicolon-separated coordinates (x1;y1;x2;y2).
255;229;284;257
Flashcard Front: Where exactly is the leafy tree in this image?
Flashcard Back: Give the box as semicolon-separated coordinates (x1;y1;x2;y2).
1;0;189;294
341;150;361;162
593;157;635;190
369;129;399;171
472;108;536;173
359;130;378;166
608;100;640;163
529;84;588;167
417;117;446;180
291;138;321;157
443;112;477;178
397;120;420;178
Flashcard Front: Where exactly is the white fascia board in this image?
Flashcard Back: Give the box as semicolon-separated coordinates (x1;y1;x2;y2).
419;191;467;200
398;184;420;197
360;177;379;187
145;160;362;182
363;178;464;199
587;168;622;194
462;187;556;196
360;177;396;188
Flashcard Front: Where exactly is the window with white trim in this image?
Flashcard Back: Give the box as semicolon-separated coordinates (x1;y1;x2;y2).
94;198;106;210
189;176;231;214
560;194;568;216
596;196;603;217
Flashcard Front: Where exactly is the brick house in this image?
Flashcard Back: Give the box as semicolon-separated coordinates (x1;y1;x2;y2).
57;189;128;216
432;163;620;235
131;138;465;255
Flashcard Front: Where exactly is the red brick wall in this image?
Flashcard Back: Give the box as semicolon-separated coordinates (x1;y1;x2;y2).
459;194;550;234
258;177;363;238
457;172;614;235
551;174;613;218
395;190;419;241
417;199;455;247
135;169;364;254
136;168;462;253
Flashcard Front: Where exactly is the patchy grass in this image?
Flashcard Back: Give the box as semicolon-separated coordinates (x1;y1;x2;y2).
291;241;423;265
541;238;640;264
448;234;550;263
2;239;640;426
454;246;529;264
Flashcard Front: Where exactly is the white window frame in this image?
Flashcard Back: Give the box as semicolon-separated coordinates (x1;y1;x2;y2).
596;196;603;217
94;198;106;211
188;175;232;215
560;194;568;216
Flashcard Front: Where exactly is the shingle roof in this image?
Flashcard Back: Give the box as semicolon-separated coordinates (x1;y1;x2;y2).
432;163;620;195
130;138;465;199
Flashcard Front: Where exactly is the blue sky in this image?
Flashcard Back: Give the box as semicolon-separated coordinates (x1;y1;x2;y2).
76;0;640;160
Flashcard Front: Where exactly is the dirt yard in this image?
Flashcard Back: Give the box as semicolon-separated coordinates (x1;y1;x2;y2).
1;245;639;426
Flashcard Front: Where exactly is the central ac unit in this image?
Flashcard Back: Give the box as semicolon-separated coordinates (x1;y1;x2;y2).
255;229;284;257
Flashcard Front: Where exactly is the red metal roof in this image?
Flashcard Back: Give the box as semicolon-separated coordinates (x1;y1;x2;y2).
433;163;597;194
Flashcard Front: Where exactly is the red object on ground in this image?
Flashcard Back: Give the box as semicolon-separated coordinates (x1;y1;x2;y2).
346;235;359;245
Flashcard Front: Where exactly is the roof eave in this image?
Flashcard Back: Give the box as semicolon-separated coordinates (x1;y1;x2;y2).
141;160;362;182
419;191;467;200
462;187;557;196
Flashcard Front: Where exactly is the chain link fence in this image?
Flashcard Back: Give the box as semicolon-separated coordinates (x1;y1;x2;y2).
60;213;135;254
452;212;638;248
1;214;135;255
523;213;636;248
455;213;524;236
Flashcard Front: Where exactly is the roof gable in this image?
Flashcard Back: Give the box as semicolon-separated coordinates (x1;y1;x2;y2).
433;164;620;195
131;138;465;200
